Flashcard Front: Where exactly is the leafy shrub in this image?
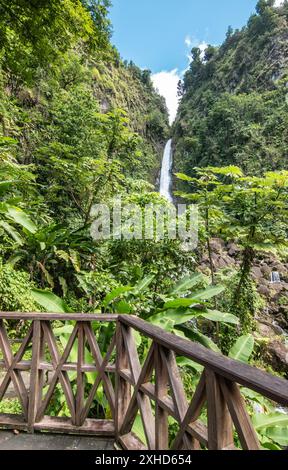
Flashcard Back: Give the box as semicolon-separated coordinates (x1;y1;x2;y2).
0;258;38;312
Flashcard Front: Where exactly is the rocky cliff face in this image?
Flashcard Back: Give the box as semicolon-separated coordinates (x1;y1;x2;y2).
198;238;288;375
172;2;288;180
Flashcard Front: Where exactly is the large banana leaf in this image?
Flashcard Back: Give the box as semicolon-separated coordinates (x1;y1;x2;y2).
114;300;132;314
149;309;202;327
229;335;254;363
164;298;201;309
252;412;288;430
192;285;225;300
132;414;147;447
175;173;196;182
202;309;239;325
133;275;155;294
0;220;24;245
6;206;37;233
176;357;204;373
31;289;70;313
266;427;288;446
178;325;221;353
169;273;204;295
102;286;133;308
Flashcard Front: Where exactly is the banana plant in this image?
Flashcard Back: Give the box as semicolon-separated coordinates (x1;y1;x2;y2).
147;273;239;342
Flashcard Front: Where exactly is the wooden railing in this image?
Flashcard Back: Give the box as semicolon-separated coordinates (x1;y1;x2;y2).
0;312;288;450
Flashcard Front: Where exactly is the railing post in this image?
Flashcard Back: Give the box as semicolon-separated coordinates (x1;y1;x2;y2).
76;322;85;427
206;369;234;450
155;344;168;450
28;320;44;432
115;319;131;440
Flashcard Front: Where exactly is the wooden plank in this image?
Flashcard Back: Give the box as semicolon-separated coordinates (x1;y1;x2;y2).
76;323;85;426
28;320;42;431
0;321;31;420
160;348;188;420
0;360;31;371
220;379;260;450
121;325;141;382
0;414;114;436
120;325;156;449
206;369;234;450
0;313;118;322
36;362;114;373
160;348;194;449
83;324;115;417
0;413;28;431
36;323;78;422
80;330;116;423
119;315;288;406
172;371;206;450
155;345;168;450
119;368;133;383
115;322;131;436
28;320;45;430
118;432;147;451
186;420;208;447
141;383;176;416
137;382;208;446
33;416;115;436
119;343;155;449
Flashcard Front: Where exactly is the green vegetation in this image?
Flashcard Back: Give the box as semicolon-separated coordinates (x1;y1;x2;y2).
176;167;288;337
0;0;287;450
173;1;288;179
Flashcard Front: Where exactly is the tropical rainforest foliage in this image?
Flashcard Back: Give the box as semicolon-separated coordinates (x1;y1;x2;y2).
0;0;287;450
173;0;288;180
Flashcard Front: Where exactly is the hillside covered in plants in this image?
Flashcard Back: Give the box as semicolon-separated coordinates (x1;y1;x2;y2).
173;0;288;176
0;0;288;451
0;0;174;312
171;1;288;381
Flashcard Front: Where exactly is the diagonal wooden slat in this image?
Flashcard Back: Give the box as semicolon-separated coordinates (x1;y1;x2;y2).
36;322;78;422
83;323;115;416
0;324;33;401
159;347;194;449
154;344;168;450
121;325;156;450
80;327;116;424
220;378;260;450
171;371;207;450
0;321;32;420
121;325;141;381
119;339;155;449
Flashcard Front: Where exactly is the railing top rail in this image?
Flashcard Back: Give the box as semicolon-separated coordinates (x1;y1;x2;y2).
0;312;118;322
0;312;287;407
119;315;288;407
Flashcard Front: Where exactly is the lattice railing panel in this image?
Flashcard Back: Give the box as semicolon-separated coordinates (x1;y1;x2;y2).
116;317;288;450
0;315;117;435
0;313;287;448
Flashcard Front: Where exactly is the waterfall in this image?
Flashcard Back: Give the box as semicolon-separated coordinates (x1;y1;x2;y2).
159;139;173;203
271;271;281;283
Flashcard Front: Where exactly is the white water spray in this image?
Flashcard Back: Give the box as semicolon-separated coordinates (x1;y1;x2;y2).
159;139;173;203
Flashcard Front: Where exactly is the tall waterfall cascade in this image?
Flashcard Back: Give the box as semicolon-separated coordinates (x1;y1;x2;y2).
159;139;173;203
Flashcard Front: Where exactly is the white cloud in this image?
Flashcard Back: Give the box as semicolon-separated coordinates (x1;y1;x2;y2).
152;69;181;125
198;41;209;58
274;0;284;6
151;37;210;125
185;35;192;48
185;35;209;63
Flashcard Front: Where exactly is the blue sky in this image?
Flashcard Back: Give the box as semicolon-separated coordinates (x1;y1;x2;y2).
109;0;284;122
